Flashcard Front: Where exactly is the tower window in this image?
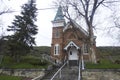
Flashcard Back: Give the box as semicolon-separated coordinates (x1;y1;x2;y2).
55;30;60;38
54;44;60;55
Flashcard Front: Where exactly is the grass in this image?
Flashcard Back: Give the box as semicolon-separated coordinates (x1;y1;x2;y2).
86;59;120;69
0;55;50;69
0;75;23;80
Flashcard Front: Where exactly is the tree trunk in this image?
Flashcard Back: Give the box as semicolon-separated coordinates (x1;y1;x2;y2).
88;24;97;63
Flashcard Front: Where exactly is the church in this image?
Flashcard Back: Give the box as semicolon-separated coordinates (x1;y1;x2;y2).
51;6;97;65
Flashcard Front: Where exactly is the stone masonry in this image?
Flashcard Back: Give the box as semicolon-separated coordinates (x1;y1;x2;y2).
82;69;120;80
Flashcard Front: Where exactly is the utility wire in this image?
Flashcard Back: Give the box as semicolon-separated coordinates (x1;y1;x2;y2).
4;7;57;13
37;7;57;10
2;0;120;13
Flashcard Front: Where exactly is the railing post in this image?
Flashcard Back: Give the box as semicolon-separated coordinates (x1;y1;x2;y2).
78;60;81;80
59;68;62;78
82;55;85;70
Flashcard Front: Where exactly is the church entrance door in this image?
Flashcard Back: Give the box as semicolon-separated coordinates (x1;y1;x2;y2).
68;47;79;66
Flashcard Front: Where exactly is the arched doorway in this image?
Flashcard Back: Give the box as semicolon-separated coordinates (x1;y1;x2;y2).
68;47;78;60
68;46;79;66
64;41;80;66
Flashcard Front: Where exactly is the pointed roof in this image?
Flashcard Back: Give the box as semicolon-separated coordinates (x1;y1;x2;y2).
54;6;64;21
63;20;89;36
64;41;80;50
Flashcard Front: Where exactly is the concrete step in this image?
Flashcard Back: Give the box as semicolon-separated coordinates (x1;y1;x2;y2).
59;66;79;80
41;65;79;80
41;67;59;80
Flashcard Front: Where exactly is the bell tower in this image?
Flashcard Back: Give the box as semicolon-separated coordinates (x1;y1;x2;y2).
51;6;65;65
52;6;65;27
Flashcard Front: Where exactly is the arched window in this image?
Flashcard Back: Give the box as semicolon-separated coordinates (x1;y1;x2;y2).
54;44;60;55
84;44;88;53
70;51;72;55
55;30;60;38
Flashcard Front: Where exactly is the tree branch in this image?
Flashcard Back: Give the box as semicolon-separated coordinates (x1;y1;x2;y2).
0;9;14;16
80;0;86;12
96;0;105;8
89;0;98;24
68;1;85;17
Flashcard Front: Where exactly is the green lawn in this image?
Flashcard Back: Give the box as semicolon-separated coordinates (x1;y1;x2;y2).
0;55;50;69
0;55;120;69
0;75;22;80
86;59;120;69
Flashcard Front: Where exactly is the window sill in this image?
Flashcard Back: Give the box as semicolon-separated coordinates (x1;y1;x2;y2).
83;53;89;55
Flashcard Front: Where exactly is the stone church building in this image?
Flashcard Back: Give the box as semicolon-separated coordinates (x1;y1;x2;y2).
51;6;97;65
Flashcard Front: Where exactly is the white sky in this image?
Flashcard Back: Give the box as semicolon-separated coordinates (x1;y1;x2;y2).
0;0;120;46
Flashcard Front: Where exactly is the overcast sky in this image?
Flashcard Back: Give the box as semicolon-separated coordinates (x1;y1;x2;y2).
0;0;120;46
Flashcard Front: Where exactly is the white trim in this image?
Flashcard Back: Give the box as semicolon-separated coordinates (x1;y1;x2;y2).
54;44;60;55
63;22;70;32
82;43;89;55
84;43;88;53
64;41;79;50
52;20;65;27
83;53;89;55
53;22;64;27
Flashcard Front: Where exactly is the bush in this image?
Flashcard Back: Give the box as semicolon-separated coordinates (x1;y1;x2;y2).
28;59;47;66
114;60;120;64
22;55;48;66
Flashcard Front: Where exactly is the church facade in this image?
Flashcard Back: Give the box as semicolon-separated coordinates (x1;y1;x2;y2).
51;6;97;65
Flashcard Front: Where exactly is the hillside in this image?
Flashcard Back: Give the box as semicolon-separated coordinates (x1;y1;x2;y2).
31;46;120;61
30;46;51;56
97;46;120;61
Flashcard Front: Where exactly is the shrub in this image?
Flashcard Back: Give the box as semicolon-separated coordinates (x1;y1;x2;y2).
30;60;47;66
114;60;120;64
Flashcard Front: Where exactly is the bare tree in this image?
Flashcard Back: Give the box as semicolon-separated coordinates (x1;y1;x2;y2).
0;0;13;16
0;0;13;37
0;0;13;58
53;0;120;63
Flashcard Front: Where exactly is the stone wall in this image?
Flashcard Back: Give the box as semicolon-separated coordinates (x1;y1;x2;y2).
82;69;120;80
0;69;45;78
0;68;120;80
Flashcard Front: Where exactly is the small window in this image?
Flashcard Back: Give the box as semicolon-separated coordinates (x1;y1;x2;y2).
70;51;72;55
55;30;60;38
84;44;88;53
54;44;60;55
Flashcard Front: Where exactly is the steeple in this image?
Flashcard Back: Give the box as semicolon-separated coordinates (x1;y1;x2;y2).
54;6;64;21
52;6;65;27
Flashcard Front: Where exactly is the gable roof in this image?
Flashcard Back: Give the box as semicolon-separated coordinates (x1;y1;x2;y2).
63;20;88;36
64;41;80;50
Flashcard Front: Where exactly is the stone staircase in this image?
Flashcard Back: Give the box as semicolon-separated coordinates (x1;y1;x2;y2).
41;67;59;80
41;65;79;80
60;66;79;80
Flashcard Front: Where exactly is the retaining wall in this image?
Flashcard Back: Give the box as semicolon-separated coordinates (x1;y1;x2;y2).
82;69;120;80
0;69;45;78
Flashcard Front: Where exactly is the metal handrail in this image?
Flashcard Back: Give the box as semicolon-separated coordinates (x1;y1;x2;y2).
78;56;85;80
82;58;85;70
50;61;68;80
78;60;81;80
32;75;43;80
